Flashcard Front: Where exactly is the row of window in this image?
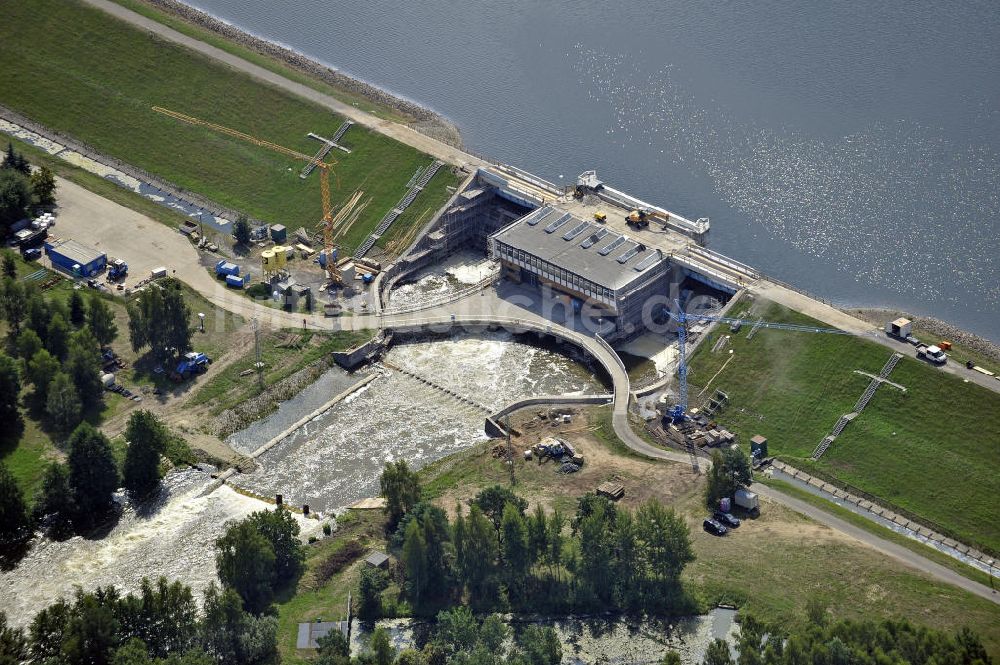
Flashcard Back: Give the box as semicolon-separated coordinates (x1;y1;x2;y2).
493;241;616;304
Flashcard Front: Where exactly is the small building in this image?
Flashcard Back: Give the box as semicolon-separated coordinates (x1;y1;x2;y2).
45;238;107;277
750;435;768;459
295;621;348;650
365;551;390;570
270;224;287;243
885;318;912;339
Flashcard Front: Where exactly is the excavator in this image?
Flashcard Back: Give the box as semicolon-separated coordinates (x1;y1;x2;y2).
626;207;652;229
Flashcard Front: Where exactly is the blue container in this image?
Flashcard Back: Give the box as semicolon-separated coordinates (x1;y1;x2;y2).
215;260;240;277
225;274;244;289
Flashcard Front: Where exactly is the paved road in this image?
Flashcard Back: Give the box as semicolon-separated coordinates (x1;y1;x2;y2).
82;0;485;173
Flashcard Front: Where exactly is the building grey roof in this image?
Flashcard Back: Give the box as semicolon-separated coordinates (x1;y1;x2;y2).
490;206;664;291
296;621;348;649
365;551;390;567
47;239;106;266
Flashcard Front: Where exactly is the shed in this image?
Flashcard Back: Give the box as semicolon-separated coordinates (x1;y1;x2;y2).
750;435;768;459
365;551;390;569
270;224;287;243
885;318;912;338
295;621;348;650
45;238;107;277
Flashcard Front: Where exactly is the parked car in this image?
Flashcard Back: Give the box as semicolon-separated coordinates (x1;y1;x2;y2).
713;511;741;528
22;247;41;261
703;518;728;536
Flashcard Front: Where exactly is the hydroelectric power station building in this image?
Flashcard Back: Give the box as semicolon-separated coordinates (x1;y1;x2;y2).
388;167;758;341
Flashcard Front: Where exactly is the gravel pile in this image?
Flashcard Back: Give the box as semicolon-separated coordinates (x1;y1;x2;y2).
139;0;464;148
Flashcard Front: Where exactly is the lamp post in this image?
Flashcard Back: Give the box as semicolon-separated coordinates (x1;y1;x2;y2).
198;312;205;333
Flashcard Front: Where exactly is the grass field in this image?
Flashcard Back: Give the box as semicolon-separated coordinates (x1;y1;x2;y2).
188;328;372;415
686;297;1000;554
0;0;459;251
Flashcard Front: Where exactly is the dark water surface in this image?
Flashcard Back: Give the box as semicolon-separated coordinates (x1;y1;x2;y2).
188;0;1000;339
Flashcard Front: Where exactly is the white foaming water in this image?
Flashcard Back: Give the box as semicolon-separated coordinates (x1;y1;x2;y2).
387;250;498;312
0;469;316;628
230;332;603;514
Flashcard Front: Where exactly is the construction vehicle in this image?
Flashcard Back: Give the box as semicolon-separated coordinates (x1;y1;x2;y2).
152;106;348;285
915;343;947;365
107;258;128;281
593;211;607;223
626;208;651;228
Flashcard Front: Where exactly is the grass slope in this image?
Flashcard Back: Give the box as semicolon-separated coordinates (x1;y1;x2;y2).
686;297;1000;554
0;0;458;250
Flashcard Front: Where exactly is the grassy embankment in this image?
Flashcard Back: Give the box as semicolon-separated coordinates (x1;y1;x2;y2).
0;0;459;252
272;406;1000;663
685;296;1000;555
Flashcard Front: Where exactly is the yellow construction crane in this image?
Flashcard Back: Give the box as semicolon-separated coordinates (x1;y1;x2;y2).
151;106;346;283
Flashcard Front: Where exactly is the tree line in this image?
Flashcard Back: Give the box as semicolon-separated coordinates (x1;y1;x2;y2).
368;461;697;620
0;142;56;236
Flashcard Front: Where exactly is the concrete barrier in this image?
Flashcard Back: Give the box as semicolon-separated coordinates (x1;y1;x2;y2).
484;393;613;437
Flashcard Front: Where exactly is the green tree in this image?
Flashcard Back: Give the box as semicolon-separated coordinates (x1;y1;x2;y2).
380;459;421;529
27;349;60;402
215;521;276;614
116;577;198;659
457;505;497;607
370;626;396;665
434;606;478;655
705;448;752;509
0;462;30;546
128;279;191;359
246;508;304;586
200;584;277;665
67;423;120;530
0;169;31;228
111;638;151;665
517;625;561;665
232;215;251;247
34;462;74;538
67;328;104;410
1;143;29;176
0;278;27;335
402;518;428;608
703;638;734;665
473;485;527;547
316;628;350;665
0;354;20;426
88;294;118;347
46;371;82;433
357;566;388;623
0;250;15;279
123;411;167;499
636;500;694;586
661;652;682;665
46;311;70;361
15;328;42;363
0;610;27;665
61;592;119;665
29;165;57;207
28;598;71;663
501;503;530;600
69;290;87;327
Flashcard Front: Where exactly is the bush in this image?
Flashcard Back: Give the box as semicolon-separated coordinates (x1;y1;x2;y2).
246;283;270;299
323;522;332;536
316;539;364;584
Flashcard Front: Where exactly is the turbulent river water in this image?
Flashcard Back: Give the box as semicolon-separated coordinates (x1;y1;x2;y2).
1;255;603;626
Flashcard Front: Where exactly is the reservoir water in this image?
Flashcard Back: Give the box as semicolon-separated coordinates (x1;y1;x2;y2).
185;0;1000;340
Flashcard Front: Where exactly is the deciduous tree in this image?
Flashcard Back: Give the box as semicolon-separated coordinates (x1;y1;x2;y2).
123;411;167;499
46;371;82;433
0;353;20;425
0;462;30;546
380;459;421;529
88;295;118;347
29;166;56;207
33;462;74;538
67;423;119;530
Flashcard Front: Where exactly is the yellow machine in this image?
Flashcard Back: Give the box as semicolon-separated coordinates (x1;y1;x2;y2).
151;106;347;284
627;208;650;228
593;211;607;223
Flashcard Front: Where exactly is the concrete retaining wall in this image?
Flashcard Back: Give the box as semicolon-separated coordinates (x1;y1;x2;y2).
333;334;389;370
484;393;613;438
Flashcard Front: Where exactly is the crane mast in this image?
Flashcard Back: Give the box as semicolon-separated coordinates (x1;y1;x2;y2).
151;106;344;283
